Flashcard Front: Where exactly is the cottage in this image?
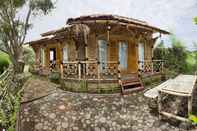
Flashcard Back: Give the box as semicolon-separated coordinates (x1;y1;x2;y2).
28;14;170;94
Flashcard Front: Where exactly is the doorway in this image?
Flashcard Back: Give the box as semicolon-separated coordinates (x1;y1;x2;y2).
49;48;56;68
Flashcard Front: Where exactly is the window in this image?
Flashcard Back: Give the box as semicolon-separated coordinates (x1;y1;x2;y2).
63;46;68;63
98;40;108;71
119;41;128;69
138;43;144;69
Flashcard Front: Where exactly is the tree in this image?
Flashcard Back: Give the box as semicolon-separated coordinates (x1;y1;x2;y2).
193;42;197;73
194;17;197;25
154;36;190;74
167;37;189;73
153;40;166;60
0;0;55;73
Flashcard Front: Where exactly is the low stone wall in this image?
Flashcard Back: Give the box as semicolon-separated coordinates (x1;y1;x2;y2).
141;73;164;86
60;80;120;94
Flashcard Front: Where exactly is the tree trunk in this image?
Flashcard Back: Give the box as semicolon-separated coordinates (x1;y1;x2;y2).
12;47;25;74
13;61;25;74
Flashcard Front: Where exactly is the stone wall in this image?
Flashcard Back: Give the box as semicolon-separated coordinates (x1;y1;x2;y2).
60;80;120;94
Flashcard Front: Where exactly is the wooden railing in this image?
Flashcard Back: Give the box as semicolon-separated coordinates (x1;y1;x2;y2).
60;61;120;81
138;60;164;74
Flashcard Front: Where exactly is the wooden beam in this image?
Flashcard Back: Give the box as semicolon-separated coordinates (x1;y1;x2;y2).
60;64;64;79
70;20;169;34
160;111;190;122
188;96;192;116
158;91;162;120
160;89;191;97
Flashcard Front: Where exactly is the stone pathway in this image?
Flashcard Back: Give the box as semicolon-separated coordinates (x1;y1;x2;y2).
19;78;197;131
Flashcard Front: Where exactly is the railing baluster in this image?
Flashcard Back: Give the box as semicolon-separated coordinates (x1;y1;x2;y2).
78;62;81;80
60;64;63;79
118;61;121;83
62;61;119;81
138;60;164;74
151;61;154;74
161;60;164;73
97;61;101;80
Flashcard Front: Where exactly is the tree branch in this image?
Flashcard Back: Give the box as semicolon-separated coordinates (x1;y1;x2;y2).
0;48;9;54
20;7;32;45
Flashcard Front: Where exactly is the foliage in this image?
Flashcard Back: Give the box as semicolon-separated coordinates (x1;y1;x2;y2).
0;90;22;131
189;114;197;125
49;70;60;84
23;46;35;66
154;36;195;75
0;51;10;74
0;0;55;73
192;42;197;72
0;67;24;130
193;17;197;25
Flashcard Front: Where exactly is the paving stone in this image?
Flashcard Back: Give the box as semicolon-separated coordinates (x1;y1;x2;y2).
62;122;68;128
95;127;100;131
20;79;197;131
100;127;106;131
49;113;56;119
35;123;43;130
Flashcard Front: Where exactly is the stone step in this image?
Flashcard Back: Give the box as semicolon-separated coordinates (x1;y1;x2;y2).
122;86;144;95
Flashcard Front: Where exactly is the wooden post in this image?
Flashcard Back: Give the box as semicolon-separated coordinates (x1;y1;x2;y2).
161;60;164;73
78;62;81;80
151;61;154;74
188;96;192;117
97;61;101;80
118;61;121;83
60;64;64;79
158;91;162;120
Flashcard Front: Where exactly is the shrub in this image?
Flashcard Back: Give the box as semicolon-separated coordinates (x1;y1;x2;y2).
23;46;35;66
0;52;10;74
189;114;197;125
154;36;194;75
48;71;61;84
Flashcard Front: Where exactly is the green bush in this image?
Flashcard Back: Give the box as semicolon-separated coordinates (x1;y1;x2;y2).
154;36;195;75
49;71;61;84
23;46;35;66
189;114;197;125
0;52;10;74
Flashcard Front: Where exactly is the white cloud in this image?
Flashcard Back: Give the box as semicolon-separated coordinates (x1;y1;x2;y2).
26;0;197;50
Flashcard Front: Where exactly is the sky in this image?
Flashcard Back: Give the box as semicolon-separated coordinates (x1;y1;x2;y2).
26;0;197;51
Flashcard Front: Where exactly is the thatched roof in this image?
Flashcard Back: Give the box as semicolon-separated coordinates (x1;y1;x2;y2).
67;14;170;34
27;14;170;45
67;14;148;25
27;24;90;45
